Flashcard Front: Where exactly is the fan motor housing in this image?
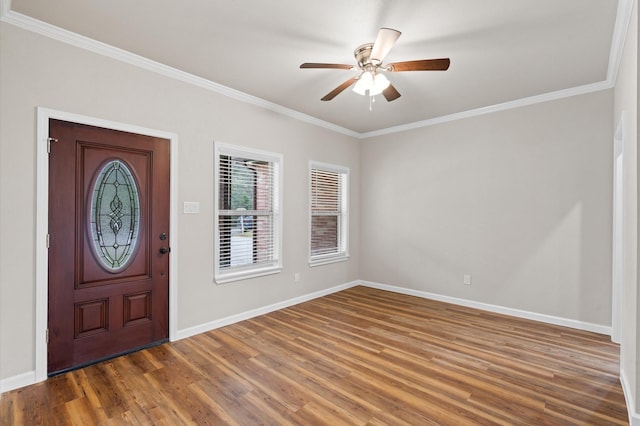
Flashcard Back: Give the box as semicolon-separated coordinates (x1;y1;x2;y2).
354;43;374;68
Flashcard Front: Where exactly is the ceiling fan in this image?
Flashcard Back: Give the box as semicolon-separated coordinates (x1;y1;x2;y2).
300;28;450;103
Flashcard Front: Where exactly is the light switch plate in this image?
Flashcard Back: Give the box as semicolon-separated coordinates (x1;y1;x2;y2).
183;201;200;214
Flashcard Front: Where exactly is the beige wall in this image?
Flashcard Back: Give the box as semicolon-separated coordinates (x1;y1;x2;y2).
0;23;360;381
360;90;614;326
0;10;633;408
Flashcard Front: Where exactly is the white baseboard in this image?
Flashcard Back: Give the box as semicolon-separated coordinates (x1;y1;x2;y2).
621;368;640;425
360;280;635;421
359;280;612;335
0;281;360;395
175;281;360;341
0;279;619;397
0;370;38;395
178;279;612;341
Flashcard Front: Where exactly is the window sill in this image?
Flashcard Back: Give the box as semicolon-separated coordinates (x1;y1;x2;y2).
215;265;282;284
309;255;350;267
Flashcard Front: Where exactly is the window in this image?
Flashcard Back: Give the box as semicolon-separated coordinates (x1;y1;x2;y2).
90;160;140;271
309;162;349;266
215;143;282;283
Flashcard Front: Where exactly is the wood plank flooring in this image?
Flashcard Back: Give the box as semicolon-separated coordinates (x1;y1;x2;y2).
1;286;629;425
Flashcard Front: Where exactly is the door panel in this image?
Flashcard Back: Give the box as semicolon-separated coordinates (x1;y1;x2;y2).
80;144;151;284
48;119;170;374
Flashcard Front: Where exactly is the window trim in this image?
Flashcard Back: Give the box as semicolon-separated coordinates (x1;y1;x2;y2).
309;161;349;267
214;142;283;284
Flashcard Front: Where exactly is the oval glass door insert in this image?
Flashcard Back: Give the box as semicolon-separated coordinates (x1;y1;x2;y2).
90;160;140;272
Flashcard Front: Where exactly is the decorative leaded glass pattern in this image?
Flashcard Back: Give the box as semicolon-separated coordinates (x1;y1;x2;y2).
90;160;140;272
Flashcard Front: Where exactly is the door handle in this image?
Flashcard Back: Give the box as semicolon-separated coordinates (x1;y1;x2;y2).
159;246;171;255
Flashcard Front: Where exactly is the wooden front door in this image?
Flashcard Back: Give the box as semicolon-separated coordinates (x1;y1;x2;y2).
47;119;170;375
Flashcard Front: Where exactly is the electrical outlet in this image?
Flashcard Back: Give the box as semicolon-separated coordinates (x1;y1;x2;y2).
294;273;300;283
464;275;472;285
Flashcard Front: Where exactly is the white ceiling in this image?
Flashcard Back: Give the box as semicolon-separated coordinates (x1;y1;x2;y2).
3;0;628;135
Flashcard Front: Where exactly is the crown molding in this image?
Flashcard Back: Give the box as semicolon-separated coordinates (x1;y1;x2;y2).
0;0;10;17
362;0;633;139
0;9;359;139
608;0;635;85
360;80;613;139
1;0;633;139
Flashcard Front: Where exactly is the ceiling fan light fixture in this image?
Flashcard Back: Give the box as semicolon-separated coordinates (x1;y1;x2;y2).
369;73;390;96
301;27;450;103
353;71;390;97
353;71;374;95
352;83;367;96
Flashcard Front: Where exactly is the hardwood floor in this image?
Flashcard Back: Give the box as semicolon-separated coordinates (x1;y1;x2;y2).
1;286;628;425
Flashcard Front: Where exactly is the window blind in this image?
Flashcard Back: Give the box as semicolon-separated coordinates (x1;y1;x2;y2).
218;154;276;270
310;166;347;259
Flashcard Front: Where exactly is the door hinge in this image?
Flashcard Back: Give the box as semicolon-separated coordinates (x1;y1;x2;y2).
46;233;50;249
47;137;58;154
46;328;49;344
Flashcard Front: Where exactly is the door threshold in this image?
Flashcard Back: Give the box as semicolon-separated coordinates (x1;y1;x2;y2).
48;338;169;377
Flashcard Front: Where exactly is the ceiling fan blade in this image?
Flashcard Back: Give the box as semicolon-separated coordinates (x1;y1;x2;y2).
321;77;358;101
370;28;401;64
387;58;450;72
300;63;354;70
382;84;401;102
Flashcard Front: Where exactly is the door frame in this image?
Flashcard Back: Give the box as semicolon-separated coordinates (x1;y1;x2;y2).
35;107;179;382
611;112;625;345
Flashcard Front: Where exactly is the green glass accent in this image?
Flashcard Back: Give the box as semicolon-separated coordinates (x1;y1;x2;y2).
90;160;140;271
